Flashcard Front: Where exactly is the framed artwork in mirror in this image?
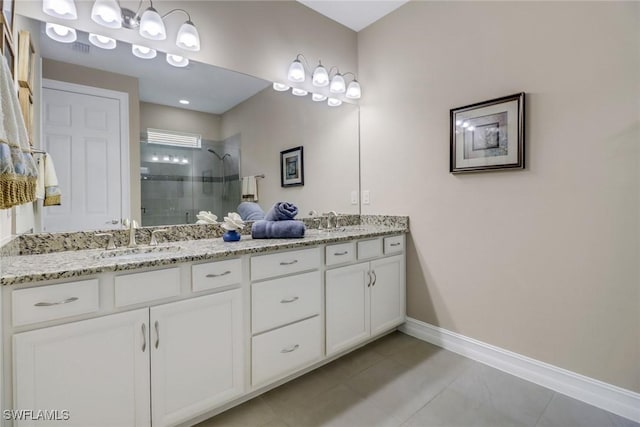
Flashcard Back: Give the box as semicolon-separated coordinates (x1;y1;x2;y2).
280;146;304;187
450;92;525;173
1;0;14;36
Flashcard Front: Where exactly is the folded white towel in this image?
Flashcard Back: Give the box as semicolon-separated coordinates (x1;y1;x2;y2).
42;153;61;206
195;211;218;224
36;155;45;200
241;176;258;202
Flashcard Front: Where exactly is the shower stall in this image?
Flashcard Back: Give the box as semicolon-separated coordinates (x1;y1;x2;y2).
139;134;241;226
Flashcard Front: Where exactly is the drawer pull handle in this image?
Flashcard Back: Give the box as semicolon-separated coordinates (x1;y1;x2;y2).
280;296;299;304
280;260;298;266
154;321;160;349
371;271;377;287
334;251;349;256
141;323;147;353
367;271;372;287
281;344;300;353
390;242;401;247
206;271;231;278
34;297;79;307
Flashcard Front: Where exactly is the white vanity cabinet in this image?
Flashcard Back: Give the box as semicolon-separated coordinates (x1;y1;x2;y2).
325;236;406;357
150;290;244;427
13;309;151;427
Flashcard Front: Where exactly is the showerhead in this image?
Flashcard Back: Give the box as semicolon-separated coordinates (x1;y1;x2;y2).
207;149;231;160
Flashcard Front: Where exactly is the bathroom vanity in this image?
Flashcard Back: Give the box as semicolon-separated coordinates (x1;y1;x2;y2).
0;221;407;427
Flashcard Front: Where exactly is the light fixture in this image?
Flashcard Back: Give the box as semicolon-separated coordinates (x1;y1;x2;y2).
91;0;121;28
329;73;346;94
288;55;306;83
132;44;156;59
179;99;190;105
328;98;342;107
88;33;116;49
45;23;77;43
176;21;200;51
346;80;361;99
462;121;470;128
273;82;290;92
139;6;166;40
312;93;327;102
43;0;77;20
152;153;159;161
181;157;189;164
172;156;180;163
163;155;170;161
312;61;329;87
467;126;475;131
166;54;189;68
291;88;308;97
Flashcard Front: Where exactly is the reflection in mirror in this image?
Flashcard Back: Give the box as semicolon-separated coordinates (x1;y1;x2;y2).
26;16;359;233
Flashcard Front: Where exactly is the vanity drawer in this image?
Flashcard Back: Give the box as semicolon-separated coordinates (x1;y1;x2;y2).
12;279;99;327
252;271;321;334
115;267;180;307
357;238;382;260
384;235;404;254
252;316;321;386
192;258;242;292
325;242;356;266
251;247;320;281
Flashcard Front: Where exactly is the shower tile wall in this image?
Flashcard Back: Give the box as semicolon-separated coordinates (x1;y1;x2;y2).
140;135;241;226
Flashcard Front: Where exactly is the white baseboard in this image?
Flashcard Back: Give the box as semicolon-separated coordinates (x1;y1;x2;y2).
399;317;640;423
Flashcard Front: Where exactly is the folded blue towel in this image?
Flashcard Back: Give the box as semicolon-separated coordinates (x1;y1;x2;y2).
238;202;265;221
265;202;298;221
251;220;305;239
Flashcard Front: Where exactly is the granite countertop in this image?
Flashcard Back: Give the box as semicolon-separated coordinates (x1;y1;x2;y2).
1;225;407;287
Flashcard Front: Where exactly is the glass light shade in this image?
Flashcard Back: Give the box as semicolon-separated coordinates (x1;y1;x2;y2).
45;23;77;43
272;82;290;92
287;60;305;83
163;155;170;161
291;88;308;97
312;64;329;87
152;154;159;161
462;121;470;128
43;0;77;20
176;21;200;51
312;93;327;102
139;7;166;40
166;54;189;68
346;80;362;99
329;74;346;94
91;0;122;28
327;98;342;107
132;44;157;59
182;157;189;164
89;33;116;49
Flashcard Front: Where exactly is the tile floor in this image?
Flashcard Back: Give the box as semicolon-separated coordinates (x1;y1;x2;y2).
197;332;639;427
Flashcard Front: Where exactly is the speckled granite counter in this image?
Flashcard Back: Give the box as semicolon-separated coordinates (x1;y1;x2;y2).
1;224;407;287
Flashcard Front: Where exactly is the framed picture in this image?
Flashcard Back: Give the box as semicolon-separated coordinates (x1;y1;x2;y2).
18;30;35;92
280;146;304;187
1;0;14;36
450;92;525;173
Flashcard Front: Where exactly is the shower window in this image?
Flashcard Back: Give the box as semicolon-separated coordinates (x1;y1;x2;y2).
140;134;241;226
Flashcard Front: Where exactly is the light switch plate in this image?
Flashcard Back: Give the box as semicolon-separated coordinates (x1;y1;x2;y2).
351;190;358;205
362;190;370;205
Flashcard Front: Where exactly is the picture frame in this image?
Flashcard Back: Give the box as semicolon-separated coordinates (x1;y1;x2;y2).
450;92;525;173
0;0;14;37
280;146;304;187
18;30;35;92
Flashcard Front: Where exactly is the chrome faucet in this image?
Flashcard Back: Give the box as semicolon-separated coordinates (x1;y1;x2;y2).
150;229;168;246
308;210;322;229
123;219;139;248
323;211;338;229
95;232;116;250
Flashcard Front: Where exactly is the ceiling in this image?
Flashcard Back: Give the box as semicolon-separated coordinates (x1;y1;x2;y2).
297;0;409;32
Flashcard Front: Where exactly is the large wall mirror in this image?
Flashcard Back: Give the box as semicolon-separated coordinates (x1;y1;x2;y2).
17;14;360;233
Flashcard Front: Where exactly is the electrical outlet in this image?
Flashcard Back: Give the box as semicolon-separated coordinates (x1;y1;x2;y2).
351;190;358;205
362;190;370;205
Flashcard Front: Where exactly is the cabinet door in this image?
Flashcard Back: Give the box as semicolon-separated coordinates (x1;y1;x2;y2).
370;255;405;336
150;290;244;427
13;309;151;427
325;263;371;356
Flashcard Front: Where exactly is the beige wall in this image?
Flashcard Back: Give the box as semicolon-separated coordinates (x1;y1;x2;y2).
42;59;142;223
221;88;360;216
16;0;358;86
358;1;640;392
140;103;222;141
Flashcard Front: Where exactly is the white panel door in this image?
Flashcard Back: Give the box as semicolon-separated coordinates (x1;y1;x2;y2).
325;262;371;356
370;255;405;336
13;309;151;427
42;87;124;232
150;290;244;427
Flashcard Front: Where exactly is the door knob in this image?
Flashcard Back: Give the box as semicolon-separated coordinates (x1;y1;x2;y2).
105;219;119;224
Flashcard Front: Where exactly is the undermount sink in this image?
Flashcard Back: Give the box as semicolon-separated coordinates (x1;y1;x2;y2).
96;245;183;261
308;226;367;234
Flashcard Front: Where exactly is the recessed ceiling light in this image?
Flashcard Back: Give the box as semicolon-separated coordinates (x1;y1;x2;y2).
179;99;190;105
